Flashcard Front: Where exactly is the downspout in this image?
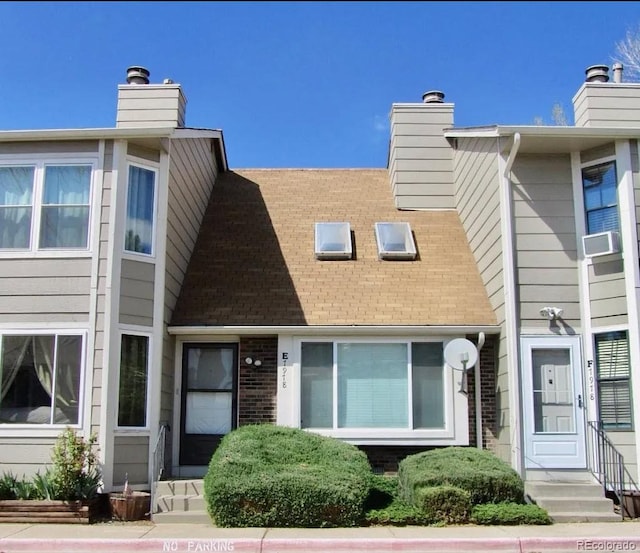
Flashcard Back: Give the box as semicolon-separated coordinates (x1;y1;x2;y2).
500;132;522;474
475;332;486;448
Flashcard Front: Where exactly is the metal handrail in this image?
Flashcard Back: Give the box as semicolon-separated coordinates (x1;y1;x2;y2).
587;420;639;519
150;422;170;515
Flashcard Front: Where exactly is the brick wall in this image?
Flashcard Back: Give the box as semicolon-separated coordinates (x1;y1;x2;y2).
238;336;278;425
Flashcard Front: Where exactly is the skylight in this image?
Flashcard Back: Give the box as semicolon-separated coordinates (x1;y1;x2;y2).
315;222;352;259
374;222;417;260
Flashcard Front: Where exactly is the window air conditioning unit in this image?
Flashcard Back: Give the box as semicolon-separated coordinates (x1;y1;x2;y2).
582;231;621;258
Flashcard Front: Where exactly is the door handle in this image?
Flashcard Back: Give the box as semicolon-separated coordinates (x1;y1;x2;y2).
577;394;583;408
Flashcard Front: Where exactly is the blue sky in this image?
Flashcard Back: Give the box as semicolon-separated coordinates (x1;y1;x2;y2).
1;1;639;168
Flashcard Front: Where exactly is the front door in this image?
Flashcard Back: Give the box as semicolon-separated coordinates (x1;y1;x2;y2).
179;343;238;465
521;336;586;469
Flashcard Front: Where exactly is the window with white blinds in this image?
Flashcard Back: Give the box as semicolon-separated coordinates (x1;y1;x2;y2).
595;331;632;430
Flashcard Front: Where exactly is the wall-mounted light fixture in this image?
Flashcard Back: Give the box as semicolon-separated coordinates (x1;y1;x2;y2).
539;306;563;321
245;357;262;367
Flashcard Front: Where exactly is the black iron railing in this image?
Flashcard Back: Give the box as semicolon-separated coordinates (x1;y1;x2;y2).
587;420;639;519
150;422;170;515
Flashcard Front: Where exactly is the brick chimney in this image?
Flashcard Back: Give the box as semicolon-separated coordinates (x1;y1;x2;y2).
116;66;187;128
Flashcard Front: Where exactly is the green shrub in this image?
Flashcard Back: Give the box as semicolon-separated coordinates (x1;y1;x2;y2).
398;447;524;506
49;427;102;500
204;424;371;527
471;502;552;525
0;472;18;500
365;499;430;526
416;485;471;524
364;474;398;510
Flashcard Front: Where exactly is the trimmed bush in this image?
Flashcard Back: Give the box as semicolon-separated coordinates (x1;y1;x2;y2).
416;485;471;524
203;424;371;527
364;474;398;510
471;502;552;525
365;499;429;526
398;447;524;506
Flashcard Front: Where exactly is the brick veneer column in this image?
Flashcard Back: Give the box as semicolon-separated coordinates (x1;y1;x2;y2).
238;336;278;425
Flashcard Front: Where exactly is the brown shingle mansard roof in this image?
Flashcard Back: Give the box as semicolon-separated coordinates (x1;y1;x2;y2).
171;169;496;327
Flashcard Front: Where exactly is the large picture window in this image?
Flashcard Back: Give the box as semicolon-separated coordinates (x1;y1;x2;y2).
301;341;444;430
117;334;149;428
0;334;83;425
0;162;92;251
124;165;156;256
583;161;618;235
595;331;633;430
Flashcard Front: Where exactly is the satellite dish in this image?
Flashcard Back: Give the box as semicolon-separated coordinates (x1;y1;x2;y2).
444;338;478;371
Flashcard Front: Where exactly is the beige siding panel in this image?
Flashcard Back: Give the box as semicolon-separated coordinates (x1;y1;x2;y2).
113;435;149;486
128;143;161;163
517;250;578;269
0;258;91;278
389;104;454;210
0;437;57;477
0;141;99;155
511;154;579;329
394;195;455;210
574;84;640;127
590;297;629;319
588;257;627;325
119;259;155;327
581;143;616;164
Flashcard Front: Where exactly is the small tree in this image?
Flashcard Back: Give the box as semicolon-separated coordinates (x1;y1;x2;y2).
614;24;640;82
49;427;102;500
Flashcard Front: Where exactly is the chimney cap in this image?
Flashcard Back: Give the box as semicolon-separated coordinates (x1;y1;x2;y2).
422;90;445;103
585;64;609;83
126;66;150;85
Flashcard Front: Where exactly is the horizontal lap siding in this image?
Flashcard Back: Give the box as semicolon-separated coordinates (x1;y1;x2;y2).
119;259;155;327
113;435;150;486
0;259;91;322
389;105;455;209
0;437;57;478
511;154;580;330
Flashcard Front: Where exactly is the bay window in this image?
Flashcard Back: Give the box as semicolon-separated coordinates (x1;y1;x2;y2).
301;340;445;431
0;333;84;425
0;162;92;251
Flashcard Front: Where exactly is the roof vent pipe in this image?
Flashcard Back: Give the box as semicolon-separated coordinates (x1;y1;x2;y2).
585;64;609;83
126;66;150;85
612;62;624;83
422;90;445;103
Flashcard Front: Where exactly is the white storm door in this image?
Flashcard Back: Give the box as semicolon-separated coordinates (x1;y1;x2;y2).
521;336;586;469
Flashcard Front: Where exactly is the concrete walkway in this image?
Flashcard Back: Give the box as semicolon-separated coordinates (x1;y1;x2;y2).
0;521;639;553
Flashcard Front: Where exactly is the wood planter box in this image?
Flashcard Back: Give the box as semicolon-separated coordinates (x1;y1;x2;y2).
0;498;100;524
109;491;151;521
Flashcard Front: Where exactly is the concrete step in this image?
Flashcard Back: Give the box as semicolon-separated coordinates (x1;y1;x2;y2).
535;497;617;515
151;510;212;524
525;481;605;498
549;512;621;523
155;479;204;496
156;494;206;512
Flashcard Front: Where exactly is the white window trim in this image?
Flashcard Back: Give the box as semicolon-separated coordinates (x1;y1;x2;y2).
314;222;352;259
0;155;97;258
286;336;468;445
123;158;159;260
580;155;619;239
114;326;152;433
0;328;88;438
374;222;417;260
